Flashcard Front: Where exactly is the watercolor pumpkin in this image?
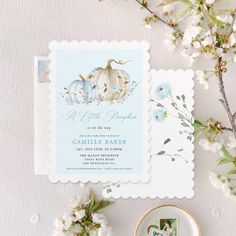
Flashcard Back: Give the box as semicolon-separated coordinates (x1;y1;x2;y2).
64;75;96;104
87;59;130;102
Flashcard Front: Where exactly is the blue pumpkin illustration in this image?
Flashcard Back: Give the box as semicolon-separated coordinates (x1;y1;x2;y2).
64;75;96;104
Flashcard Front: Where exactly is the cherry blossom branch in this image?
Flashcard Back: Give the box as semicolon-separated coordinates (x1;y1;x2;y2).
135;0;183;35
201;6;236;138
217;57;236;138
135;0;236;139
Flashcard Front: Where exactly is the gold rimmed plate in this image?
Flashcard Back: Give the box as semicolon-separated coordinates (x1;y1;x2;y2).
135;204;200;236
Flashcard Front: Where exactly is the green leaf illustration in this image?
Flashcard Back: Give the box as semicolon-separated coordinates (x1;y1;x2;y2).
157;151;165;155
164;138;171;145
181;122;189;127
178;113;185;120
156;103;164;108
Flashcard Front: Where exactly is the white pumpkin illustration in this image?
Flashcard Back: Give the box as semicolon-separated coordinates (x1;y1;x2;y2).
64;75;96;104
87;59;131;102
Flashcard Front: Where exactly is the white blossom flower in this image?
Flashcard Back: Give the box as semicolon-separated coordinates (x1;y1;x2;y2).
62;214;72;230
216;14;233;24
69;197;81;209
222;183;232;198
233;23;236;32
209;172;230;190
52;230;65;236
144;24;152;30
97;226;112;236
191;15;202;25
233;55;236;63
227;136;236;148
79;183;86;189
195;71;209;90
69;196;90;209
70;224;83;234
199;139;222;153
216;48;224;57
206;0;215;4
202;36;213;46
222;43;230;49
229;33;236;46
71;209;86;222
158;3;176;18
92;213;108;226
162;3;175;13
182;25;202;47
181;49;195;66
89;230;98;236
165;30;176;51
209;173;236;201
55;219;64;232
193;41;201;49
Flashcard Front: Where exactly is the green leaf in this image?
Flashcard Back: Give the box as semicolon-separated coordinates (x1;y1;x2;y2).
92;200;113;212
157;0;179;7
218;158;233;165
194;120;204;129
176;6;191;18
228;169;236;174
157;151;165;155
203;8;225;25
158;0;192;7
164;138;171;145
193;129;203;138
181;94;185;101
89;192;96;202
221;146;234;161
88;192;96;214
81;232;90;236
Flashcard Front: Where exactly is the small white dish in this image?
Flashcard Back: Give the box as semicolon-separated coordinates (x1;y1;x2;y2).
135;204;200;236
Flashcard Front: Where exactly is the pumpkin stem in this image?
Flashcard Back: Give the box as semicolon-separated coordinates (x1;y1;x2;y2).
106;59;131;69
79;74;85;80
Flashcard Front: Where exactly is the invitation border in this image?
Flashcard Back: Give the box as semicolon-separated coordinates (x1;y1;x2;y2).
48;41;151;183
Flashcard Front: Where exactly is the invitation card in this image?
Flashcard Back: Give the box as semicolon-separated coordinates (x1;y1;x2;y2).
48;41;151;183
102;70;194;198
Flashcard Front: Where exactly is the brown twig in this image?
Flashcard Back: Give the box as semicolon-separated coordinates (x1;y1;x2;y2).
135;0;183;35
217;57;236;138
222;126;233;132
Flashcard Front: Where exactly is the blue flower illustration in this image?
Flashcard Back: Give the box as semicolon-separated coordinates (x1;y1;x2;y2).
155;82;172;100
153;107;167;122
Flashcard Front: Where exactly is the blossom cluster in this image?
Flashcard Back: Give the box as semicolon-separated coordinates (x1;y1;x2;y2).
53;192;113;236
143;0;236;90
209;172;236;201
